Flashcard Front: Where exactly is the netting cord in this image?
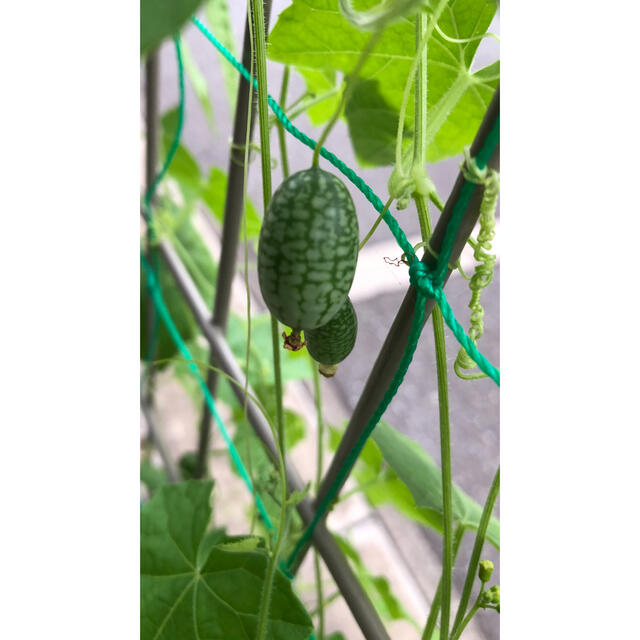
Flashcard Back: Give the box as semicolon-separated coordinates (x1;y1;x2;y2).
141;37;274;533
188;16;500;573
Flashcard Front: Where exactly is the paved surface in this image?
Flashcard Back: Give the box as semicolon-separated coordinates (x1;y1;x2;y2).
144;3;500;637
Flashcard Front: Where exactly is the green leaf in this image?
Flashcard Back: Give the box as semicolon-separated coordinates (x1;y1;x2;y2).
296;68;341;126
141;481;313;640
335;534;417;626
178;451;198;480
140;0;205;57
372;422;500;548
141;203;217;368
344;78;412;167
201;167;262;238
205;0;239;109
363;469;444;533
140;458;169;495
268;0;499;165
326;634;347;640
160;109;203;204
141;254;198;367
180;39;215;131
230;423;305;557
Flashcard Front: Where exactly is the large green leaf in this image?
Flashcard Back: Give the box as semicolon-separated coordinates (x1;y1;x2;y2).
268;0;499;165
141;0;205;57
343;78;413;167
141;481;313;640
372;422;500;548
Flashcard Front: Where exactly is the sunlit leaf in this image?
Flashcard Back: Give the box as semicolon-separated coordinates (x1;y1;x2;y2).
268;0;499;165
296;68;341;126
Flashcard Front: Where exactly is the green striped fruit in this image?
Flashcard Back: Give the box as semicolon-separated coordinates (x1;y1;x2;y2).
258;168;359;331
304;297;357;378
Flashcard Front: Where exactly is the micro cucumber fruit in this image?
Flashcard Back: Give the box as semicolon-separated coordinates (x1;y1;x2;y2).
304;297;357;378
258;168;359;350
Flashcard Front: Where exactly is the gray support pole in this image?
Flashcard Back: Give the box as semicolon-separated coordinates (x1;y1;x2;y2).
289;88;501;573
145;53;159;197
143;52;159;404
149;228;391;640
195;1;273;478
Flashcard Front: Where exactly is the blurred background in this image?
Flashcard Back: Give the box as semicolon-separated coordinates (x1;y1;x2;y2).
141;2;500;638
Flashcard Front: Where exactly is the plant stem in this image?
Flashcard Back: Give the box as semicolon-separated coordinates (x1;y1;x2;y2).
285;87;341;122
394;0;448;169
242;17;256;531
451;467;500;637
248;0;284;458
450;601;481;640
311;30;382;168
273;64;291;453
413;9;427;169
412;8;455;636
309;590;341;618
250;2;287;639
358;196;394;251
277;66;290;178
432;307;454;640
312;364;325;639
414;189;454;640
422;526;465;640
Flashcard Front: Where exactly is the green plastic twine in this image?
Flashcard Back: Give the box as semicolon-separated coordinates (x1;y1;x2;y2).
141;252;274;532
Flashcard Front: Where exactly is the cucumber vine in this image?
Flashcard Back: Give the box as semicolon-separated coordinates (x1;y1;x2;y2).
140;2;501;638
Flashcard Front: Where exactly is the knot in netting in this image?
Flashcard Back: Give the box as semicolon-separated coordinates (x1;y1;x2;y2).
408;260;439;298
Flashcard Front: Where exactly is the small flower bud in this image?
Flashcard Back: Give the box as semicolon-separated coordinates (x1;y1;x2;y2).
487;585;500;604
478;560;494;582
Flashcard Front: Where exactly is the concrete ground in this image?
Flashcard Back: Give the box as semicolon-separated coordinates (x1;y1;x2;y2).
142;3;500;638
